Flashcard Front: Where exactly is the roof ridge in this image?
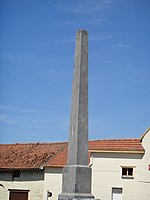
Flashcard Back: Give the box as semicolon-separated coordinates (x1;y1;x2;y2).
89;138;140;142
0;139;141;146
0;141;68;146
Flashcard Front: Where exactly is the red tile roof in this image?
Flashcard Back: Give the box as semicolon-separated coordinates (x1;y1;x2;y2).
89;139;144;152
46;145;68;167
0;142;67;169
0;139;144;169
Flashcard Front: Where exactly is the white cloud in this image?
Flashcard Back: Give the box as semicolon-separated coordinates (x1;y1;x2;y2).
61;0;111;14
0;114;16;125
116;43;131;48
0;53;45;66
90;35;114;41
0;105;39;113
0;104;69;132
57;18;104;27
85;18;104;25
59;37;75;44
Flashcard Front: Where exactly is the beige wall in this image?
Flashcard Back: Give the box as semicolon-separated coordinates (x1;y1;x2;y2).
138;129;150;199
0;170;44;200
43;167;62;200
91;130;150;200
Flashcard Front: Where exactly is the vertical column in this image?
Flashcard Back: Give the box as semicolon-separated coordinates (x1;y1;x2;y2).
67;30;88;166
58;30;95;200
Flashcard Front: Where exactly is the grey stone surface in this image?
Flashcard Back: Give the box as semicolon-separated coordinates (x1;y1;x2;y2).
61;165;92;194
67;30;88;166
58;30;96;200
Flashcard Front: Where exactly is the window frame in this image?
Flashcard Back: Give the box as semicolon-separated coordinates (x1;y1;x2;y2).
8;189;30;200
121;166;135;179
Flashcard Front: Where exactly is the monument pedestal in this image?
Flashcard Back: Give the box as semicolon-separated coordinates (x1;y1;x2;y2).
58;165;94;200
58;194;95;200
59;198;95;200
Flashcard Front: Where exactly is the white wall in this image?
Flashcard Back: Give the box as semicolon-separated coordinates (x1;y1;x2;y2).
138;129;150;199
91;131;150;200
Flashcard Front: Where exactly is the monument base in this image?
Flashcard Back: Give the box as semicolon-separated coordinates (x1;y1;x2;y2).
58;165;96;200
58;192;95;200
58;197;95;199
61;165;92;193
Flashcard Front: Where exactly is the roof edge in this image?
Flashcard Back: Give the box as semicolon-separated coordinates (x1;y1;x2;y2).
89;150;145;154
140;127;150;141
0;167;43;171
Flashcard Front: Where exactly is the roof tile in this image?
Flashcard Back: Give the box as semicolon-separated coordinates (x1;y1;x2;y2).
0;139;144;169
0;142;66;169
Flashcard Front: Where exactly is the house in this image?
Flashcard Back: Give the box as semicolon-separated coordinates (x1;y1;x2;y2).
0;128;150;200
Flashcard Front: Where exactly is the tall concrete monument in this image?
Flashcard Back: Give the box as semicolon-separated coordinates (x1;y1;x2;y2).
58;30;95;200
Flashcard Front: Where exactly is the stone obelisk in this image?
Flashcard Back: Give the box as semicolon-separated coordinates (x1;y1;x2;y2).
58;30;95;200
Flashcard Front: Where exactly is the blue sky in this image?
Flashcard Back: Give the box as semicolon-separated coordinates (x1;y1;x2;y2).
0;0;150;144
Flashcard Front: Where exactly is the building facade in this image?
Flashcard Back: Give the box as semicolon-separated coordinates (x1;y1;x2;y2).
0;128;150;200
91;128;150;200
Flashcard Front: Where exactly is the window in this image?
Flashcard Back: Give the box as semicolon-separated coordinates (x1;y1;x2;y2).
9;190;29;200
121;167;134;178
12;170;20;181
112;188;122;200
13;170;20;177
